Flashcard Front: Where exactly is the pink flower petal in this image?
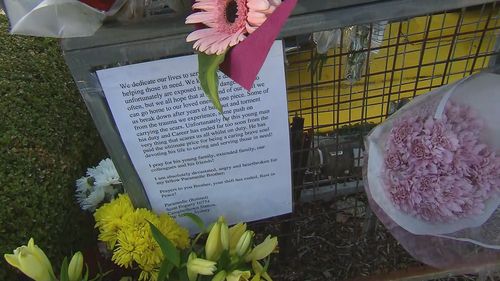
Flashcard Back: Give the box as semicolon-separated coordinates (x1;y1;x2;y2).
229;28;246;46
186;0;273;54
211;34;236;55
262;5;276;15
186;28;217;42
245;23;258;34
185;11;214;24
268;0;281;6
247;0;270;11
192;2;216;11
197;32;232;54
247;11;267;26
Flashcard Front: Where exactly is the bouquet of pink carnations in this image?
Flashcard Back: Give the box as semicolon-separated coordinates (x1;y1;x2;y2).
365;71;500;268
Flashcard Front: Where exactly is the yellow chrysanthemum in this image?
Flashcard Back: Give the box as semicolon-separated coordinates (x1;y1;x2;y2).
133;234;162;272
113;209;162;269
94;194;192;281
157;213;190;249
94;194;134;248
124;208;160;229
112;229;140;268
138;265;159;281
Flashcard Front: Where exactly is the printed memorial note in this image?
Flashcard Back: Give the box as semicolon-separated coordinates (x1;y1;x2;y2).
96;41;291;228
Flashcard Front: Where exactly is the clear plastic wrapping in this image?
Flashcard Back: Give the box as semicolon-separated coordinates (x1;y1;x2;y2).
311;21;387;83
2;0;190;38
111;0;190;22
3;0;106;37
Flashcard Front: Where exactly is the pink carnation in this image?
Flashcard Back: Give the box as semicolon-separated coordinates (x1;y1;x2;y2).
385;153;403;170
383;101;500;223
410;138;432;160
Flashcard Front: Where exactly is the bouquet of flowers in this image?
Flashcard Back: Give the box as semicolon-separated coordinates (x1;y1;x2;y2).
5;158;279;281
6;208;279;281
383;100;498;223
365;71;500;267
92;193;278;281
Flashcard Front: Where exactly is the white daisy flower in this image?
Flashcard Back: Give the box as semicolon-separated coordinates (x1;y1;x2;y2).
76;176;93;193
93;158;121;188
75;176;94;206
75;158;123;212
81;186;106;212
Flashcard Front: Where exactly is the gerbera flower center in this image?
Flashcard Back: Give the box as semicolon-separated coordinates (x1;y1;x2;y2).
225;0;238;23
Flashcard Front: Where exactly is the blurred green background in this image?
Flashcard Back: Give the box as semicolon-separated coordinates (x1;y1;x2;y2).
0;14;107;280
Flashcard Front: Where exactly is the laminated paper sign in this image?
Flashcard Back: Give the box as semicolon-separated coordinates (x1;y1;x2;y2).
96;41;292;229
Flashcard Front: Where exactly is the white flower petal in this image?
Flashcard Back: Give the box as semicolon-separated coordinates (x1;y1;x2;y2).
93;158;121;187
81;187;105;211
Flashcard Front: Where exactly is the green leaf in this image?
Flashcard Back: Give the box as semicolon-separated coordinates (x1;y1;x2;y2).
82;265;89;281
263;256;271;272
149;222;181;267
60;257;69;281
178;268;190;281
94;270;114;281
89;262;113;281
218;250;232;271
181;213;206;232
198;52;226;113
157;259;175;281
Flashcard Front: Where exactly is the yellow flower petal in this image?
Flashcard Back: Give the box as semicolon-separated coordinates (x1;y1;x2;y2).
5;239;55;281
68;252;84;281
13;247;52;281
251;273;261;281
228;223;247;252
226;270;251;281
252;260;272;281
4;253;21;268
187;253;198;281
27;238;54;277
220;222;229;251
205;222;222;261
187;252;217;280
245;236;278;262
235;231;254;256
211;270;226;281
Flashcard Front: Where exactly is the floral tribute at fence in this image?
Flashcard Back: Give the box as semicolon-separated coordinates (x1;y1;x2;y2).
383;101;500;223
4;159;279;281
185;0;297;113
365;72;500;268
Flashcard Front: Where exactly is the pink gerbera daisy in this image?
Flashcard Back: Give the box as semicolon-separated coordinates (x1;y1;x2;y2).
186;0;281;55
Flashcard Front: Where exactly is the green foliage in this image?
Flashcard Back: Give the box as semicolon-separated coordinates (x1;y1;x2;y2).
157;260;174;281
0;15;106;280
198;52;226;113
181;213;206;233
149;222;180;267
60;257;70;281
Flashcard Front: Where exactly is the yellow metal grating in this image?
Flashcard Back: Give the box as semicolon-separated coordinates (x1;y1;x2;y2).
285;5;500;132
